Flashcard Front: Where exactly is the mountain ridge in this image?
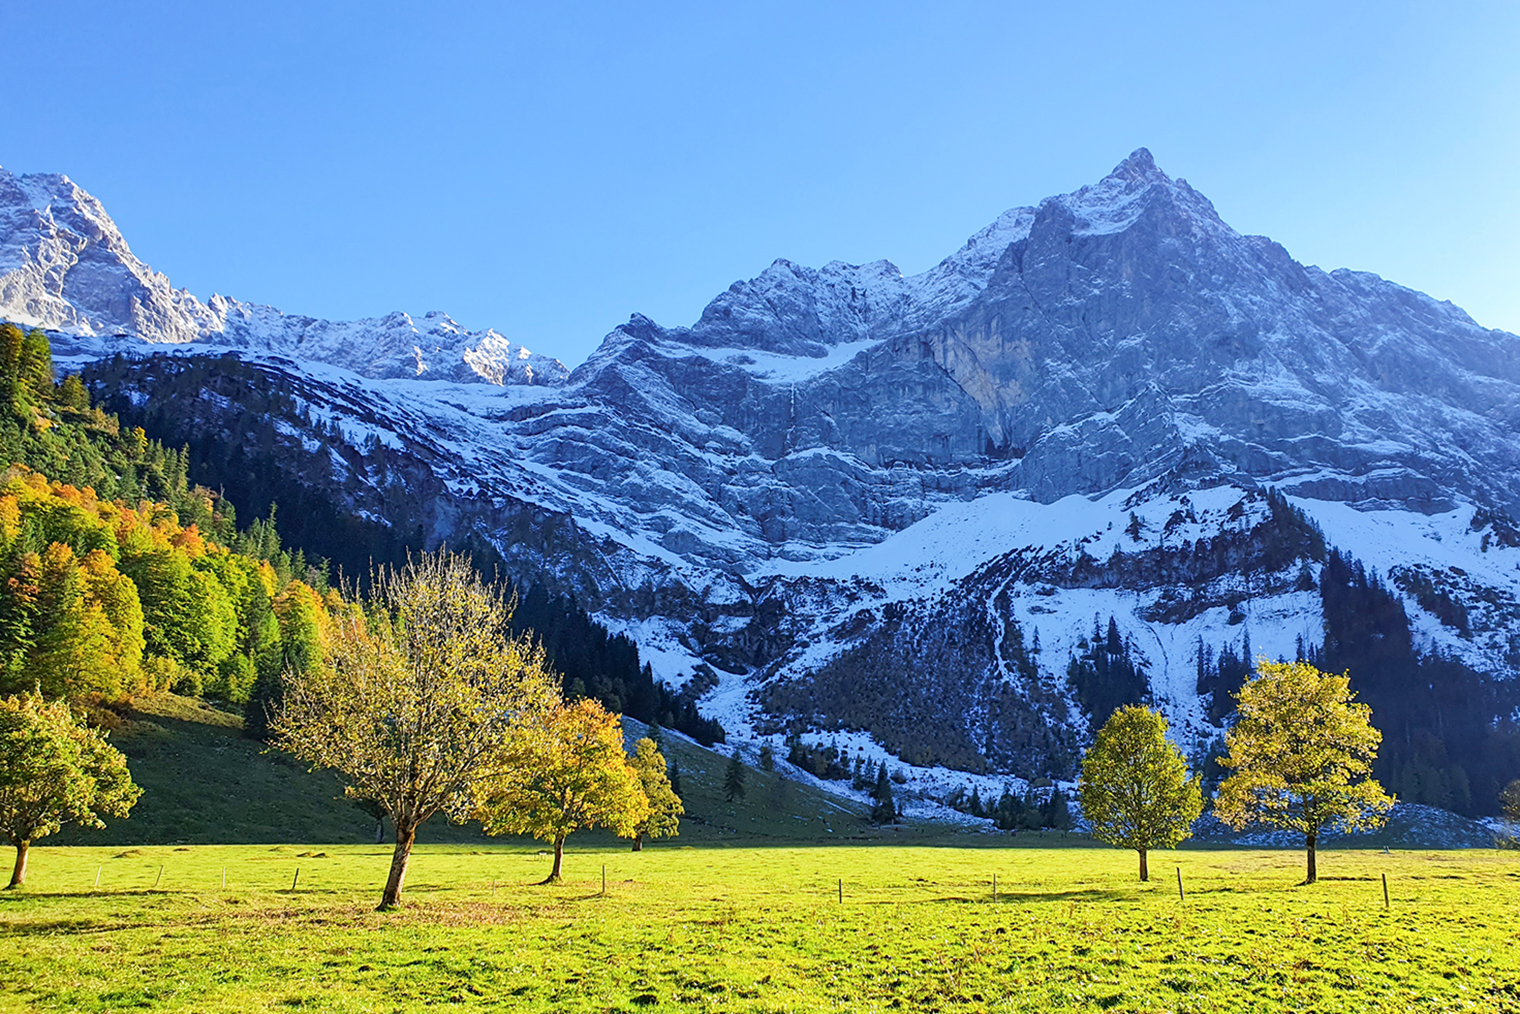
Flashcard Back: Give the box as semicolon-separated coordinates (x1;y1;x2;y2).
6;150;1520;812
0;165;569;386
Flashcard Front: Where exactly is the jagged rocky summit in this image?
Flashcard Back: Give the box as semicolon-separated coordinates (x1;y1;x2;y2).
4;150;1519;809
0;166;568;386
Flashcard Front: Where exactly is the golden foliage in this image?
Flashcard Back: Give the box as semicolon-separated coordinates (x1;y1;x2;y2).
630;737;682;842
272;550;558;906
475;698;649;846
1215;659;1394;846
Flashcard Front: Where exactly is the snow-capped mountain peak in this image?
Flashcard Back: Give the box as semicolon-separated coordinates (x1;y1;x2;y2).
0;165;568;386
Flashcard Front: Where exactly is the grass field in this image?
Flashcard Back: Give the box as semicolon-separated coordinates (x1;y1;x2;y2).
3;842;1517;1013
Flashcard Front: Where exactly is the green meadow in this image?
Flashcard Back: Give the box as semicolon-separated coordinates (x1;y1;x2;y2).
3;842;1517;1013
11;694;1518;1012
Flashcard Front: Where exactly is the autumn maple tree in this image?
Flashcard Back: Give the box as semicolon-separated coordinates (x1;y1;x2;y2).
474;697;648;882
0;692;140;887
628;736;682;851
273;550;558;909
1215;658;1394;884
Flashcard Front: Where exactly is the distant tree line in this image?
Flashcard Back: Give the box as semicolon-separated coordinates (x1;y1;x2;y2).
0;325;333;714
944;783;1072;831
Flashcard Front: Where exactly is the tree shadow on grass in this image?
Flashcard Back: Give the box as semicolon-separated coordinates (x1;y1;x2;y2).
0;889;177;901
952;888;1136;904
0;916;144;936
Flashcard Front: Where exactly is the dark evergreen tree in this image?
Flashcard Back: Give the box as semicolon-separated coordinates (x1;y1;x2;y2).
666;760;683;798
1316;548;1516;813
1042;786;1072;829
869;762;896;824
1067;615;1148;725
723;749;747;802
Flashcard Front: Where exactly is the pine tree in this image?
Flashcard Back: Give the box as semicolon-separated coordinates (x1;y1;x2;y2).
1042;786;1072;829
667;760;683;798
723;749;747;802
870;762;896;824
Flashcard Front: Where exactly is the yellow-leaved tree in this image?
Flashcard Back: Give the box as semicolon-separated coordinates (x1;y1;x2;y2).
628;736;682;851
273;550;559;909
1215;659;1394;884
474;698;649;882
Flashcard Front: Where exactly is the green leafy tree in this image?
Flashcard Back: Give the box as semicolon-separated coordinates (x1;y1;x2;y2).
0;692;140;886
245;579;323;740
273;551;558;908
119;546;237;681
474;698;648;881
627;736;682;851
724;749;747;802
1215;659;1394;884
1078;705;1203;881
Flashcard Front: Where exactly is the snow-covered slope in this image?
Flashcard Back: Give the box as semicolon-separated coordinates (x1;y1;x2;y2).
7;151;1520;807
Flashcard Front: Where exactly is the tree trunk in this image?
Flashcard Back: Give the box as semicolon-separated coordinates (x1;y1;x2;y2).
379;821;416;909
374;817;386;846
1138;848;1149;882
631;833;643;852
541;835;565;883
1305;833;1317;885
8;841;28;888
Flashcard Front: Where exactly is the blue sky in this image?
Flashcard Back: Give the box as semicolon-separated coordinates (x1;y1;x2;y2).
2;1;1516;366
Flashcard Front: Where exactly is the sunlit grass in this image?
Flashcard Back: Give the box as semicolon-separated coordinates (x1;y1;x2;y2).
3;843;1516;1012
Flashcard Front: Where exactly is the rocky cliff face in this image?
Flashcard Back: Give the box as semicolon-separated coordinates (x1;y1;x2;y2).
7;151;1520;803
0;166;568;386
